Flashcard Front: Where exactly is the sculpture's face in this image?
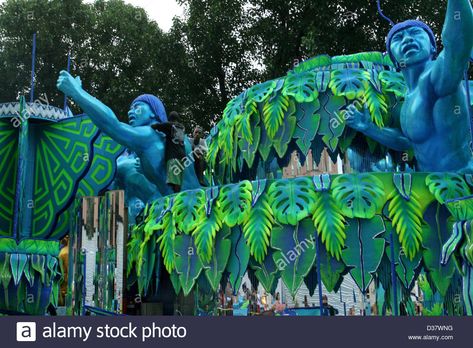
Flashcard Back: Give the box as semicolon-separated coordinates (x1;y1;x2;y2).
390;27;434;68
128;101;155;127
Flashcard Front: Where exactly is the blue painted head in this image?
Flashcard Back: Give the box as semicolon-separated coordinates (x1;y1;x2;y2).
386;20;437;69
129;94;167;126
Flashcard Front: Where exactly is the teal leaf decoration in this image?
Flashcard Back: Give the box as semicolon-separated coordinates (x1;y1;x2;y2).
242;193;274;263
268;177;317;225
217;181;252;227
329;68;369;100
441;221;465;265
341;216;386;293
204;226;231;292
172;189;206;234
0;253;12;289
174;234;204;296
247;80;277;103
318;236;346;292
238;126;261;168
312;191;346;260
271;112;296;158
363;83;388;127
282;71;318;103
293;100;321;155
332;173;385;219
250;250;279;293
30;254;46;284
317;93;346;152
156;212;176;273
226;226;250;294
422;203;456;296
271;219;317;297
10;253;28;286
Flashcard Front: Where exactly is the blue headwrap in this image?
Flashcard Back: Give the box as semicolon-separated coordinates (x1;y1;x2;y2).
132;94;168;123
386;20;437;68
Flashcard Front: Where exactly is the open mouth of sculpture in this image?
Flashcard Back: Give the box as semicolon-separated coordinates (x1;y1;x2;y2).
402;43;419;55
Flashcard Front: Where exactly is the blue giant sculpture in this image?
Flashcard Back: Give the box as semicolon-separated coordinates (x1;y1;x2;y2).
346;0;473;172
56;72;200;202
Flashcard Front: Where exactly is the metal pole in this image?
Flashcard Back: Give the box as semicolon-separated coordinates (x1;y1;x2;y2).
29;33;36;103
315;234;324;316
389;231;399;316
63;52;71;111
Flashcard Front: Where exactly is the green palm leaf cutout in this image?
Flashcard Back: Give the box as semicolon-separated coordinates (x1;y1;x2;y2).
172;189;206;234
441;221;465;265
242;194;274;263
329;69;369;100
174;234;204;296
379;70;407;97
217;181;252;227
247;80;277;103
156;212;176;273
271;219;317;297
204;226;231;292
127;224;143;276
426;173;473;220
263;92;290;138
312;191;346;260
236;107;254;144
363;83;388;128
388;191;424;260
193;209;222;264
341;216;386;293
217;125;234;165
332;173;385;219
268;177;317;225
282;71;318;103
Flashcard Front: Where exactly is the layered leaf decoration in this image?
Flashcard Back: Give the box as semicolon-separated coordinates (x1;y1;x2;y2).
329;68;368;100
312;191;346;260
317;235;346;292
342;216;386;293
250;251;279;293
193;208;222;264
172;189;206;234
422;203;456;297
174;234;204;296
379;70;407;97
204;226;231;291
426;173;473;220
242;194;274;263
363;82;388;128
217;181;252;227
268;177;317;225
247;80;277;103
282;71;318;103
226;226;250;294
156;211;176;273
271;219;317;297
332;173;385;219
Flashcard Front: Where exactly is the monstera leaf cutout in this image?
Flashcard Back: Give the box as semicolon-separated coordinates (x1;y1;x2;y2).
223;94;244;126
329;68;369;100
247;80;277;103
271;219;317;297
226;226;250;294
268;177;317;225
293;100;321;155
423;202;456;297
312;191;346;260
379;70;407;97
172;189;206;234
217;181;252;227
174;234;204;296
242;193;274;263
341;216;386;293
317;93;346;152
204;226;231;292
426;173;473;220
332;173;385;219
263;92;291;139
282;71;318;103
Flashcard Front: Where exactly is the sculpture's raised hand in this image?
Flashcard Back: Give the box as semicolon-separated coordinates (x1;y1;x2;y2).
345;104;371;131
56;70;83;98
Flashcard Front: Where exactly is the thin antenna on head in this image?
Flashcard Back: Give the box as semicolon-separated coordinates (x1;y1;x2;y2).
377;0;395;26
64;52;71;111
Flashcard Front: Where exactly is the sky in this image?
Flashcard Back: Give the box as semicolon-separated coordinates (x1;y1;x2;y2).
0;0;184;32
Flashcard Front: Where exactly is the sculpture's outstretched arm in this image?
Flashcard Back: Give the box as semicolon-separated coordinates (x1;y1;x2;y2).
57;70;154;151
345;105;411;152
431;0;473;97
